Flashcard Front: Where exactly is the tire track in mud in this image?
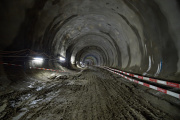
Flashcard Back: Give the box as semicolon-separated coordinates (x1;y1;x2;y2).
0;68;177;120
101;72;172;119
60;69;172;120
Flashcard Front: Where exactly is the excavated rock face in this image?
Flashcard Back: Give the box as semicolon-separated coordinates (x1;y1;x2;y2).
0;0;180;80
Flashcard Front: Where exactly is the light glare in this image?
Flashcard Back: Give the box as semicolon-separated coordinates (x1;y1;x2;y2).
33;57;44;61
59;57;65;62
32;57;44;65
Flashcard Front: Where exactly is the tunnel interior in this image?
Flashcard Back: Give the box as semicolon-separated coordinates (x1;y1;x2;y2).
0;0;180;79
0;0;180;119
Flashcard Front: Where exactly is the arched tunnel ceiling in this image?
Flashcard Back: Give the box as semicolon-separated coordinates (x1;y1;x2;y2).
0;0;180;81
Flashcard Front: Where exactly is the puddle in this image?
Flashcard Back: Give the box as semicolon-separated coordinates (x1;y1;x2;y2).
29;99;43;105
20;94;31;100
36;86;44;91
28;82;35;88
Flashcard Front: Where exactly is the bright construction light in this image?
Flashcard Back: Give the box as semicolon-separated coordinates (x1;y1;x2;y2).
32;57;44;64
33;57;44;61
59;56;65;62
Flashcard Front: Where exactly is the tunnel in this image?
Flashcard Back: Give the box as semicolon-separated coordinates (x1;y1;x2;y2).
0;0;180;119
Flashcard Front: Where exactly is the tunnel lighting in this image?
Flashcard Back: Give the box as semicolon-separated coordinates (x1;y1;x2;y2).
33;57;44;61
59;56;65;62
32;57;44;64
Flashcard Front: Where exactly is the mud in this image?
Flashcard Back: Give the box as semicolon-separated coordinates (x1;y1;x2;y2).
0;67;180;120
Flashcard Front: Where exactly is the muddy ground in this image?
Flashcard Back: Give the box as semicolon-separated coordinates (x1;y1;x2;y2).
0;67;180;120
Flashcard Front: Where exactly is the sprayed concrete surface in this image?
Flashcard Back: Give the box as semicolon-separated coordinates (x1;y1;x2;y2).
0;67;180;120
0;0;180;81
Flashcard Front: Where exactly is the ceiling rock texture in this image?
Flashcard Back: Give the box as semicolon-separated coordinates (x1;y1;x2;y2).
0;0;180;81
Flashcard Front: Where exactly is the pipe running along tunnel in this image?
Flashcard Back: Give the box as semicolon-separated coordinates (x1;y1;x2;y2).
0;0;180;119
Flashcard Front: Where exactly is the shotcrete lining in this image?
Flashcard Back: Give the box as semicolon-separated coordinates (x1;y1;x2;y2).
0;0;179;81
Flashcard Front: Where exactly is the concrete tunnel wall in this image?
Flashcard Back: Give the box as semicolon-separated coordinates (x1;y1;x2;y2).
0;0;180;81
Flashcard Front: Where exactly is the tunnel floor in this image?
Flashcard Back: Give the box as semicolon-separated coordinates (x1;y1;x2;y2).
0;67;180;120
